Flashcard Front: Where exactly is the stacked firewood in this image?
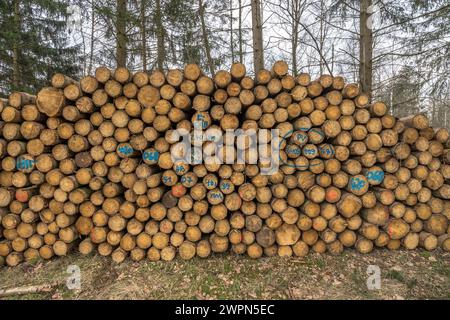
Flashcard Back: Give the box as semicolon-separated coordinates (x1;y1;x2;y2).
0;92;79;266
0;61;449;266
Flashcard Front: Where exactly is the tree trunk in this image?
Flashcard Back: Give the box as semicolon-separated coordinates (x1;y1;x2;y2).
140;0;148;72
170;36;177;65
116;0;127;68
12;0;22;90
251;0;264;74
230;0;234;62
199;0;215;75
0;283;59;297
331;43;335;74
291;1;299;76
88;2;95;75
238;0;243;63
155;0;165;70
359;0;373;98
319;0;325;75
291;36;298;76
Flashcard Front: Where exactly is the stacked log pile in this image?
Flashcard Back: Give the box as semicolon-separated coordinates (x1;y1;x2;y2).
0;61;449;266
0;92;79;266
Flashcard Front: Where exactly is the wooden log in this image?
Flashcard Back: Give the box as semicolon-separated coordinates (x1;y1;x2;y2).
36;87;66;117
419;232;438;251
400;114;429;130
52;73;77;89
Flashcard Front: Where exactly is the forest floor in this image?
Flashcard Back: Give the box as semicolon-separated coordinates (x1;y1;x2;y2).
0;249;448;300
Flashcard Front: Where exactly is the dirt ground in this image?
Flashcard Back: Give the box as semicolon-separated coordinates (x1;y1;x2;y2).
0;249;448;300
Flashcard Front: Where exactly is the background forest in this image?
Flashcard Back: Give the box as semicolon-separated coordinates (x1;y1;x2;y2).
0;0;448;126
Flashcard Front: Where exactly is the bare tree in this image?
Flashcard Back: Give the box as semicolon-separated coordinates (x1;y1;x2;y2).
359;0;373;96
88;3;96;74
12;0;21;89
139;0;148;71
267;0;308;75
251;0;264;73
116;0;128;67
238;0;244;63
230;0;234;62
155;0;165;70
199;0;215;75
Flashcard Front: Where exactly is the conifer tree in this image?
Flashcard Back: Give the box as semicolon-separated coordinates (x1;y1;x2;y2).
0;0;80;95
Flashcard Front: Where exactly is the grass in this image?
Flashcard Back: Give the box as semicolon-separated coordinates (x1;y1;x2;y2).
0;249;448;300
350;269;373;298
386;270;417;289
